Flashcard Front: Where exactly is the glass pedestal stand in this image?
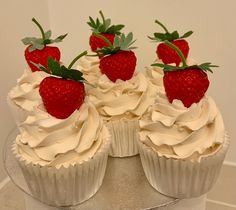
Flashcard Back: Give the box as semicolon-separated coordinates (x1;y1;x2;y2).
3;128;206;210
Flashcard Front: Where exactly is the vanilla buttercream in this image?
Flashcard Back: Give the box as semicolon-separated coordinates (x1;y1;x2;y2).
140;93;225;160
16;98;108;168
8;69;47;112
76;52;101;84
143;65;164;89
88;72;157;121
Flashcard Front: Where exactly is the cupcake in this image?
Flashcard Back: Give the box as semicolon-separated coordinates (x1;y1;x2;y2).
89;71;156;157
138;37;229;198
13;98;110;206
138;94;229;198
87;32;157;157
12;52;111;206
8;17;66;126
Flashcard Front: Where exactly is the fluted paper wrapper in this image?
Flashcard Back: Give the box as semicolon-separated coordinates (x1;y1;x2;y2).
107;119;139;157
12;136;111;207
7;97;28;127
138;134;230;198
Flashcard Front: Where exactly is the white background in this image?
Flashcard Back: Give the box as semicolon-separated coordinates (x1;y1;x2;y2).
0;0;235;182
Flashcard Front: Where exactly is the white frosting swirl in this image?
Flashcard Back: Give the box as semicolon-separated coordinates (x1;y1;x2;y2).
16;98;108;168
88;72;157;120
143;65;164;90
8;69;47;111
76;53;101;85
140;93;225;160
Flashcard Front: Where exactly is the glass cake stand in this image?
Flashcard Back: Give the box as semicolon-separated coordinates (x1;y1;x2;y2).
3;128;179;210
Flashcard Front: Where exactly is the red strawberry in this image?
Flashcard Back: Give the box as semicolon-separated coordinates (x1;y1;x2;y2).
163;69;209;107
148;20;193;66
24;46;60;72
34;51;87;119
157;39;189;66
95;32;137;82
87;11;124;52
100;51;136;82
22;18;67;72
152;41;218;108
39;77;85;119
89;33;115;52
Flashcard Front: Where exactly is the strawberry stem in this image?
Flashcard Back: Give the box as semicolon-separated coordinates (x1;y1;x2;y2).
164;40;188;67
68;51;87;69
155;20;169;33
93;33;113;48
32;18;46;46
99;10;106;26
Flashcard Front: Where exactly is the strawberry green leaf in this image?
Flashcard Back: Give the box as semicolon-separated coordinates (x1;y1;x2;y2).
22;18;67;51
166;33;176;41
44;30;52;39
43;39;51;45
128;40;137;49
152;62;218;73
171;31;179;40
120;32;136;51
148;19;193;42
152;63;183;71
89;16;96;27
147;36;158;41
180;31;193;39
87;22;94;29
87;11;124;34
105;18;111;29
150;32;179;42
21;37;36;45
34;43;44;50
154;33;167;41
98;25;105;33
52;34;68;43
30;62;50;73
94;32;137;55
57;66;85;81
129;46;138;50
31;52;87;82
106;24;124;34
113;36;120;48
120;34;125;43
39;61;85;81
198;62;218;73
126;32;133;46
28;45;36;52
96;47;115;55
48;57;61;72
152;40;218;73
96;18;100;27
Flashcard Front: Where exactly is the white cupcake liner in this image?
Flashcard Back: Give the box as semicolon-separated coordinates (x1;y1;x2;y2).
7;97;29;127
12;132;111;207
138;133;230;198
106;119;139;157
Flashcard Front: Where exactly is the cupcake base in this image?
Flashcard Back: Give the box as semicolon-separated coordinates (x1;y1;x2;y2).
107;119;139;157
12;135;111;207
138;134;230;198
